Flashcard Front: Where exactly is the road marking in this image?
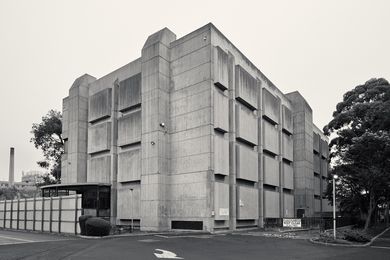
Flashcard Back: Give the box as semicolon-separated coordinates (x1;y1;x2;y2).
370;246;390;250
0;234;35;242
154;249;183;259
0;239;71;247
138;239;160;243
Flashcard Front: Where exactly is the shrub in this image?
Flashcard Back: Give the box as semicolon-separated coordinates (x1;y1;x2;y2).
341;229;371;243
85;217;111;236
79;215;93;235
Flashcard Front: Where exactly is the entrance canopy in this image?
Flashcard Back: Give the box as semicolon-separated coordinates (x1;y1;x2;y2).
41;183;111;217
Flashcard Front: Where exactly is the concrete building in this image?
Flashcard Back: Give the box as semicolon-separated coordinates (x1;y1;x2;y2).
60;23;330;231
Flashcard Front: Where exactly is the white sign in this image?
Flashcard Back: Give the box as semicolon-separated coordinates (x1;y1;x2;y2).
219;208;229;216
283;218;302;228
154;249;183;259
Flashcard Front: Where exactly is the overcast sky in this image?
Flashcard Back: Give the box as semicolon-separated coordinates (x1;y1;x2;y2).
0;0;389;182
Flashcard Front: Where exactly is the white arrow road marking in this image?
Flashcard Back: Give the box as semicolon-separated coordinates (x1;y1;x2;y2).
154;249;183;259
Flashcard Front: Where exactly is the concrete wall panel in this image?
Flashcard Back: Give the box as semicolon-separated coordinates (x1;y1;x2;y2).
313;154;320;174
322;178;328;195
118;149;141;182
214;182;229;220
236;104;257;145
314;176;321;196
263;121;279;154
313;133;320;153
263;88;280;124
213;88;229;132
118;110;141;146
119;74;141;112
314;198;321;212
214;135;229;176
282;106;293;134
322;199;333;212
87;122;111;154
263;155;279;186
235;65;258;109
283;162;294;190
62;98;69;139
117;184;141;219
236;145;258;182
284;193;294;217
321;158;328;178
264;190;280;218
236;186;258;220
321;139;328;158
88;88;112;122
88;156;110;183
213;46;229;90
283;133;293;161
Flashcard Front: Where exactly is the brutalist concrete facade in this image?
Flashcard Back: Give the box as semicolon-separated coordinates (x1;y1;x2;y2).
61;23;330;231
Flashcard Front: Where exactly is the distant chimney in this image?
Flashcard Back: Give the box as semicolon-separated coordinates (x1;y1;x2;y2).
9;147;14;185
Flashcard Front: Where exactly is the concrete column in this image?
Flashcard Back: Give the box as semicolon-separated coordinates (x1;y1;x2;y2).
9;147;14;186
257;81;264;228
110;81;119;224
228;52;236;230
62;74;96;183
286;91;314;217
140;28;176;231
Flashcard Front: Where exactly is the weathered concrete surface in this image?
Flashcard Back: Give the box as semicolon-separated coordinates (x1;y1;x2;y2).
236;104;257;145
235;65;258;110
263;154;279;187
237;186;258;219
286;91;314;217
236;145;258;182
118;148;141;182
213;46;229;90
214;135;229;175
264;190;280;218
283;162;294;190
88;88;112;123
282;133;293;161
62;74;96;183
118;73;141;111
263;121;279;154
118;110;141;146
87;122;111;154
283;193;294;217
263;88;280;124
282;106;293;134
61;23;332;231
213;88;229;132
88;155;111;183
214;182;229;220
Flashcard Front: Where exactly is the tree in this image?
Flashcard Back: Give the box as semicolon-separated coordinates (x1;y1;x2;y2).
324;78;390;230
31;110;64;183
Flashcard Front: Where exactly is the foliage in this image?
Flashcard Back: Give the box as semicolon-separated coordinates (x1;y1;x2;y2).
0;186;39;200
341;229;371;243
324;78;390;230
31;110;63;183
85;217;111;236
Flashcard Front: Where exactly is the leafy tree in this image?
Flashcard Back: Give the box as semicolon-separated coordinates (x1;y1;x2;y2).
324;78;390;230
31;110;64;183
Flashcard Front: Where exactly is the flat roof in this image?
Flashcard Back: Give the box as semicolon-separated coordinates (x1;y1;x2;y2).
40;183;111;190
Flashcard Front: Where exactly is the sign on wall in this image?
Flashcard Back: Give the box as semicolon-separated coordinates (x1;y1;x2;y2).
283;218;302;228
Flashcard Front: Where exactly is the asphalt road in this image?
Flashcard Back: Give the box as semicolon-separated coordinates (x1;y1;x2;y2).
0;230;389;260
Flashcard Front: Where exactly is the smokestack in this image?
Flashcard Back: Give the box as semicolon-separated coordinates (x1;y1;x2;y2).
9;147;14;185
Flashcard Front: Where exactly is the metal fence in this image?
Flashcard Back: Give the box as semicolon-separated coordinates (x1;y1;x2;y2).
0;194;82;234
264;217;358;230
